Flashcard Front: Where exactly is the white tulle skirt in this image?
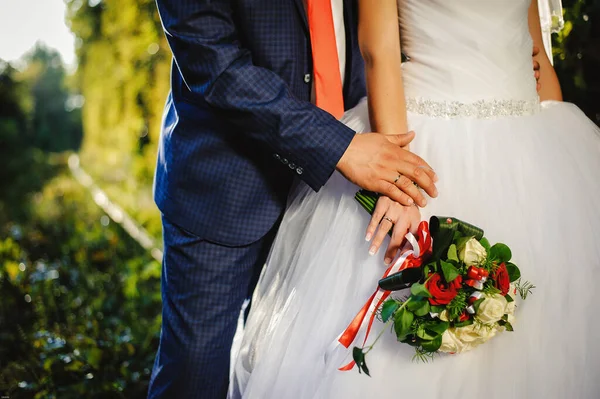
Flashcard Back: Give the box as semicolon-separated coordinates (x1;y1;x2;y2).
230;99;600;399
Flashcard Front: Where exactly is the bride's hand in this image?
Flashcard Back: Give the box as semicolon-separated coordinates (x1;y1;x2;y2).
365;196;421;265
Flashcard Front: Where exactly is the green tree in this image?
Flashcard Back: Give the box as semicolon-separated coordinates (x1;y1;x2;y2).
554;0;600;125
19;43;83;152
64;0;170;239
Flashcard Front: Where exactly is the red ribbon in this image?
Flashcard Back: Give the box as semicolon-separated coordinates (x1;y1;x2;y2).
337;221;433;371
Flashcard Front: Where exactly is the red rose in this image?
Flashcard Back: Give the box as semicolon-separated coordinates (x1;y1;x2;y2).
493;263;510;296
426;274;463;305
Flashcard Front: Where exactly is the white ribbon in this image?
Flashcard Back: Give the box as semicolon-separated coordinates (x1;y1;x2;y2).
323;231;425;367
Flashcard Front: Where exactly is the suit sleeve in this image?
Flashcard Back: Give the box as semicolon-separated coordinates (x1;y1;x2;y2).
156;0;356;191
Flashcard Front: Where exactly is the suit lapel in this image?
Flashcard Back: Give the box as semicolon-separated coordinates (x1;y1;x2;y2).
292;0;308;33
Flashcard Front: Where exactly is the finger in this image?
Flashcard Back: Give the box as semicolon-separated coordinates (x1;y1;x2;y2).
366;198;389;241
532;46;540;56
396;161;438;199
395;175;426;207
369;217;393;256
537;83;541;92
384;219;410;264
534;70;540;80
409;209;420;234
396;150;438;182
377;181;417;206
385;131;415;148
533;60;541;71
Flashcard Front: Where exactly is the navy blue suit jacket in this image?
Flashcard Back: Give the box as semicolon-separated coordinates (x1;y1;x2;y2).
154;0;366;246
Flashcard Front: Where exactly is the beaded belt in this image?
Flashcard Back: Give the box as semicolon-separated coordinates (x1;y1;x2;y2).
406;97;540;119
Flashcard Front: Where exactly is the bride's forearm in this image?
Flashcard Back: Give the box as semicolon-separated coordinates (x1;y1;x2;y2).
358;0;409;138
364;60;409;137
528;0;563;102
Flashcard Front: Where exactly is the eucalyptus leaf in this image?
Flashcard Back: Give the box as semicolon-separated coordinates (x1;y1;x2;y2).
504;321;514;332
505;294;514;303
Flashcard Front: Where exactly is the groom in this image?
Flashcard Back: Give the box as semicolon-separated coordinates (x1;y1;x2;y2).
148;1;439;398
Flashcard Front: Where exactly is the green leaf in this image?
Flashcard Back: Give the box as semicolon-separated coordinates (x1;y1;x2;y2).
407;298;427;312
421;334;443;352
505;294;514;303
504;321;514;332
352;347;370;376
410;282;432;298
414;301;431;317
394;308;415;341
417;325;436;340
381;299;400;323
441;261;460;283
506;262;521;282
424;320;449;335
424;261;437;277
407;299;430;317
490;243;512;263
447;244;459;262
430;305;445;314
455;236;472;252
479;237;491;252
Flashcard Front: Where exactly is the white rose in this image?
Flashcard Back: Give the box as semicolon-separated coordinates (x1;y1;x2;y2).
440;325;495;354
507;314;516;325
476;294;508;324
459;238;487;266
505;300;516;315
440;329;470;353
454;324;496;346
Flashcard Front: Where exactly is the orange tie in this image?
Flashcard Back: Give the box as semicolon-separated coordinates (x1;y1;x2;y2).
306;0;345;119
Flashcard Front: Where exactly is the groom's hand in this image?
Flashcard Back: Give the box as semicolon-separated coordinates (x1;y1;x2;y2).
336;132;438;207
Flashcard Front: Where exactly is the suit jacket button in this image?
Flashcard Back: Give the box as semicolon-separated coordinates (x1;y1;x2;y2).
303;74;311;84
273;153;280;160
288;162;296;169
281;158;289;165
296;167;304;175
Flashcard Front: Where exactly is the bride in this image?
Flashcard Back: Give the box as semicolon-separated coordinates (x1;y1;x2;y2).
231;0;600;397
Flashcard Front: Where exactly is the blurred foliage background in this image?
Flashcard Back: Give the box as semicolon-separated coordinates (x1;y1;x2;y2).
0;0;598;397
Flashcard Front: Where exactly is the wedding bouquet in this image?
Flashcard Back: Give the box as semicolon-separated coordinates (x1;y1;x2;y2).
346;190;534;374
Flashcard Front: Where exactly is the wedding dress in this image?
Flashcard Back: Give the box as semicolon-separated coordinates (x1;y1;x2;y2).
231;1;600;397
